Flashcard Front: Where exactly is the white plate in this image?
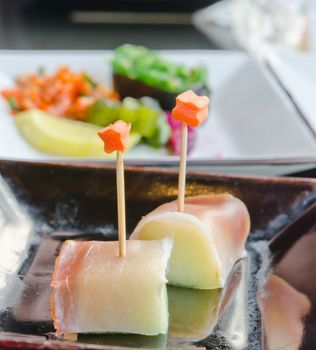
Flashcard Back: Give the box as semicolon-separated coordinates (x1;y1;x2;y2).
0;50;315;175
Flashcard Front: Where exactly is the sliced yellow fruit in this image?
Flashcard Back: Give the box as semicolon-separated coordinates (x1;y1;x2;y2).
15;109;140;157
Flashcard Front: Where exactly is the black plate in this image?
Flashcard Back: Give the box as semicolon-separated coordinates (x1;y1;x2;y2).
1;159;316;349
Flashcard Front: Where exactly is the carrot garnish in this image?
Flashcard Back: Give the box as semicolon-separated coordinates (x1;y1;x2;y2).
98;120;131;153
1;66;119;120
172;90;209;128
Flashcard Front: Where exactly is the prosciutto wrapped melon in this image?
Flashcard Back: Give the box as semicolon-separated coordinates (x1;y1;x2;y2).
131;194;250;289
51;238;172;336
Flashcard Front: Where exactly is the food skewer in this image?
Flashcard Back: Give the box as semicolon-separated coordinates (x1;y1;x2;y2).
98;119;131;257
50;92;251;340
131;193;250;289
172;90;209;212
51;118;172;337
60;121;130;340
116;149;126;257
130;91;250;291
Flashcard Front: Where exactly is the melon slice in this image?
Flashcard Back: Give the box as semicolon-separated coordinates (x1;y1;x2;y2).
51;238;172;336
130;194;250;289
168;286;221;341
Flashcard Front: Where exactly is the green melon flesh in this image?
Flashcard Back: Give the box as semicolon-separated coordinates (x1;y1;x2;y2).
131;212;223;289
168;285;221;340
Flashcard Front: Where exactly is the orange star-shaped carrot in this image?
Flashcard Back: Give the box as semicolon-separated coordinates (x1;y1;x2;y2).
172;90;209;128
98;120;131;153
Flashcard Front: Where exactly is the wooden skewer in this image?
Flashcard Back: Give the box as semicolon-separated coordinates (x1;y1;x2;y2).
177;123;188;212
98;120;130;258
173;90;209;212
116;150;126;257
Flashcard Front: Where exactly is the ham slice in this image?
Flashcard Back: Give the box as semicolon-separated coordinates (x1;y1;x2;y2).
130;194;250;289
51;238;172;336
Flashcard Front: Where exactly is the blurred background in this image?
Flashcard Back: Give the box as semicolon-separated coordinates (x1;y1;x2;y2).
0;0;316;170
0;0;313;52
0;0;218;50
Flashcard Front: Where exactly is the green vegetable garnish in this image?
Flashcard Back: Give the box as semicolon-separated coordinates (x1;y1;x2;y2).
37;66;45;77
112;44;207;93
86;99;120;126
82;73;97;89
120;97;139;125
145;114;171;148
87;96;171;148
7;95;19;111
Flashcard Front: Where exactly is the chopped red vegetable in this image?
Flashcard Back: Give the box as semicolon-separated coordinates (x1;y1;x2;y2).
1;66;119;120
166;111;196;155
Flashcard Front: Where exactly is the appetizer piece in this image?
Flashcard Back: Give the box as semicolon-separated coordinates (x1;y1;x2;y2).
51;121;172;336
259;275;310;350
51;239;172;336
15;109;140;157
112;44;209;110
132;91;250;290
131;194;250;289
168;286;221;341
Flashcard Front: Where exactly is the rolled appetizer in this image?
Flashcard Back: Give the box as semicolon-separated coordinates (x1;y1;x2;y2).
51;238;172;336
131;194;250;289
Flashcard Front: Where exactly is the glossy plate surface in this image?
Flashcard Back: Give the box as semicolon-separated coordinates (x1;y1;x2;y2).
0;160;316;349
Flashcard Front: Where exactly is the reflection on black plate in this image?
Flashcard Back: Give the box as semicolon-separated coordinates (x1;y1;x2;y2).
259;274;311;350
269;225;316;349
